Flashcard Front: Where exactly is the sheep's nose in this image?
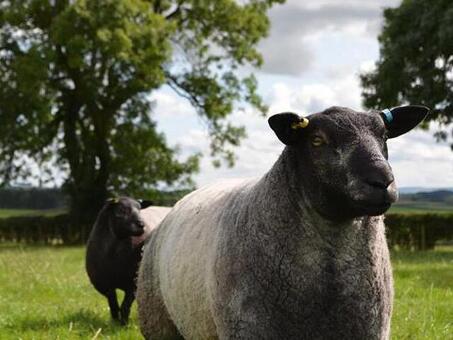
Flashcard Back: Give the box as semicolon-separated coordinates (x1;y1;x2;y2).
365;170;394;189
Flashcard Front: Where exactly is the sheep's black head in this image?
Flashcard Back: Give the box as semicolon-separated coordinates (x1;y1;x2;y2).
269;105;429;221
105;197;147;239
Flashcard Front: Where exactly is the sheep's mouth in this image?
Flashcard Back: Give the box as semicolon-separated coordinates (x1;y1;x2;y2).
130;225;145;236
352;200;392;216
349;181;398;215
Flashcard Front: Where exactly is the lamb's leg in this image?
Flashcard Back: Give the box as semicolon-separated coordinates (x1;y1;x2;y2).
106;290;120;322
119;289;135;325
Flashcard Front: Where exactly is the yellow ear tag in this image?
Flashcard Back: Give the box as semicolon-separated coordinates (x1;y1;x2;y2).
108;197;120;203
291;117;309;130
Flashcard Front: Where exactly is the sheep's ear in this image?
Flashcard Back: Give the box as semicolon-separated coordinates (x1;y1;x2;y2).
138;199;153;209
268;112;309;145
381;105;429;138
105;197;119;207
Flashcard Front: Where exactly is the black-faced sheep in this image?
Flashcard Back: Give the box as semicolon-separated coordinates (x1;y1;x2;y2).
86;197;170;324
136;105;428;339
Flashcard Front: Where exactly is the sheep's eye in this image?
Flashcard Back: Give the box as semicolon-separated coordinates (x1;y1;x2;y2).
311;135;325;147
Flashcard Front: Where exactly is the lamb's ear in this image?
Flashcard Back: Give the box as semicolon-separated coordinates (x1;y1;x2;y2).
268;112;309;145
138;199;153;209
381;105;429;138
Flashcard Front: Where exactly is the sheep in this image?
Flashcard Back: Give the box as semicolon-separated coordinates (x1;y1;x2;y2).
85;197;170;324
136;105;429;339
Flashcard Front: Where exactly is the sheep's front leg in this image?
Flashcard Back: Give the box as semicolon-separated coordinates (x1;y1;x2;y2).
119;289;135;325
106;290;120;322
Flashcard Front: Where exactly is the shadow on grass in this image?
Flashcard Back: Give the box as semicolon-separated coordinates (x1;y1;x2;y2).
4;309;134;336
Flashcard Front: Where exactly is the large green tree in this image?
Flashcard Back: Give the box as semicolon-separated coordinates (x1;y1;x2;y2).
361;0;453;146
0;0;283;221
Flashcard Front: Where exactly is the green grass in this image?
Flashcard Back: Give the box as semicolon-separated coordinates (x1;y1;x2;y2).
0;208;66;218
0;244;141;339
0;244;452;339
389;201;453;214
391;247;453;339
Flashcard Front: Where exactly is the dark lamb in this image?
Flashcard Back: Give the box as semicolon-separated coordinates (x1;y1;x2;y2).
86;197;157;324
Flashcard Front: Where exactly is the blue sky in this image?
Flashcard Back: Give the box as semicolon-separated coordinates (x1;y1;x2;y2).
151;0;453;188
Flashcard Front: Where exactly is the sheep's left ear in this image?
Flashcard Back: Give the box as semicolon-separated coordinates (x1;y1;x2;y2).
268;112;309;145
381;105;429;138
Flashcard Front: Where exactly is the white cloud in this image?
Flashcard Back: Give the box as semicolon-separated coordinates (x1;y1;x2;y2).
389;124;453;187
149;0;453;190
259;0;401;76
166;82;453;188
149;89;195;118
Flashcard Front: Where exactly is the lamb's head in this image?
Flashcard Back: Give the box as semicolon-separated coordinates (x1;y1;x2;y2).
105;197;148;239
269;105;429;221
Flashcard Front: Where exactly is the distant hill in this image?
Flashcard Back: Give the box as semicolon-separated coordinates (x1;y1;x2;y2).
399;187;453;194
400;190;453;203
391;189;453;214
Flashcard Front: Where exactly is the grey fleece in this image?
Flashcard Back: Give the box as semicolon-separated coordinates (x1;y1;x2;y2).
137;147;393;340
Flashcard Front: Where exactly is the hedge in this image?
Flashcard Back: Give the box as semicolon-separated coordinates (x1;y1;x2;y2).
385;213;453;250
0;214;90;245
0;213;452;248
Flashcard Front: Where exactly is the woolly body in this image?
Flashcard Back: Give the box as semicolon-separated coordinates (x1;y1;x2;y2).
137;152;393;339
137;105;428;339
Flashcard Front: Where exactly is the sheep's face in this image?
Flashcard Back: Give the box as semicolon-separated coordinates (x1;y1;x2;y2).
107;197;146;239
269;106;429;221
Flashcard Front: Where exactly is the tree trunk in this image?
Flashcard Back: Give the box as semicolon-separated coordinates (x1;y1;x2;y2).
62;101;112;226
69;182;108;226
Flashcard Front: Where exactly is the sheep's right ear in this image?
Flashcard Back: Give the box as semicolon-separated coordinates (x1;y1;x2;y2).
268;112;309;145
138;199;153;209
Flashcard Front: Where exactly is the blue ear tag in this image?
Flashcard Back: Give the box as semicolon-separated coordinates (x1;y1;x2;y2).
382;109;393;123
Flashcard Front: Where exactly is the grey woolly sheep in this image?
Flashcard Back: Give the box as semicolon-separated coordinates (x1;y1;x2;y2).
136;105;429;339
86;197;170;324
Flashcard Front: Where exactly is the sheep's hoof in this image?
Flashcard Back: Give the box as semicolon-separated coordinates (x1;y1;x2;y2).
111;316;127;326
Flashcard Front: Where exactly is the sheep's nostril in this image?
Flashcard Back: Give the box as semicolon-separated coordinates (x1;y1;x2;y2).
365;173;394;189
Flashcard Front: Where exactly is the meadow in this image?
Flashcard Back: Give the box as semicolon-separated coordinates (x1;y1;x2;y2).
0;243;452;339
0;209;65;218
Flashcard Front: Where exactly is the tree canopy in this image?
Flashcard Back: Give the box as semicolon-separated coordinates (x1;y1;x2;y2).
0;0;284;220
361;0;453;147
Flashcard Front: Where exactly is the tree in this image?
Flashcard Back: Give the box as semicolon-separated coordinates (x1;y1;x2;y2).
361;0;453;147
0;0;284;221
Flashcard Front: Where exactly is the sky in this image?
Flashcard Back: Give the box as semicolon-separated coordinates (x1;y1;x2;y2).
151;0;453;189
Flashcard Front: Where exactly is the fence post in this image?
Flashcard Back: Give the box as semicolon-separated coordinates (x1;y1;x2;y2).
420;224;426;251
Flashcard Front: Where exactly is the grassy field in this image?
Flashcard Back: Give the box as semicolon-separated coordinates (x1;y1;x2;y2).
2;201;452;219
0;244;141;339
0;209;66;218
389;201;453;214
391;247;453;339
0;244;452;339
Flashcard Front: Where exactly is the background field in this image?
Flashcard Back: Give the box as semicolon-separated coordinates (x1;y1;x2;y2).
0;209;65;218
0;244;452;339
